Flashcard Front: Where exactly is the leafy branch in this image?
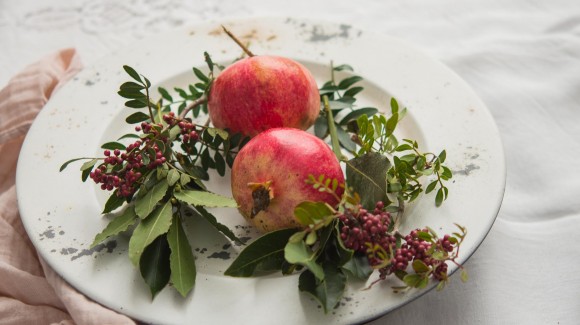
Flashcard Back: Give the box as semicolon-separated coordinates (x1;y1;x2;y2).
60;56;247;298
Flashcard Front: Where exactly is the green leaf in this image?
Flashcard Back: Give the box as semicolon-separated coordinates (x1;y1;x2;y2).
206;127;229;140
120;81;144;90
339;107;378;125
173;190;237;208
432;250;445;261
336;125;356;153
338;76;363;90
225;228;299;277
439;150;447;163
101;142;126;150
80;158;98;171
412;259;430;273
117;133;141;141
214;152;226;176
123;65;142;83
192;206;242;245
314;115;329;139
293;201;335;226
326;100;353;109
345;152;390;210
59;157;88;172
341;254;373;280
135;179;169;219
441;166;453;180
435;188;444;207
298;264;347;313
333;64;353;71
91;206;138;248
180;173;191;186
139;234;171;299
425;180;438;194
403;273;423;288
390;97;399;113
343;86;364;98
204;52;214;72
167;215;196;297
385;112;399;136
129;201;173;266
158;87;173;102
193;67;209;83
285;239;324;280
167;169;180;186
125;99;148;108
143;77;151;88
417;231;433;242
125;111;150;124
118;88;145;100
102;191;127;214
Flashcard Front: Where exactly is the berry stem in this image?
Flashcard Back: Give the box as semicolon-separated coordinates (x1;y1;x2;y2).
221;25;255;57
178;95;208;120
144;85;155;122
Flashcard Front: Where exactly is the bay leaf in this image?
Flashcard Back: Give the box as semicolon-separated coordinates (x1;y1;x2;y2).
173;190;237;208
139;234;171;299
91;206;138;248
167;216;196;297
135;179;169;219
345;152;390;210
298;264;347;313
285;239;324;280
129;201;173;266
225;228;298;277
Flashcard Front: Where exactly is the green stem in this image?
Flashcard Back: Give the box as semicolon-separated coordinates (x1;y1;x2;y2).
323;95;344;160
144;85;155;122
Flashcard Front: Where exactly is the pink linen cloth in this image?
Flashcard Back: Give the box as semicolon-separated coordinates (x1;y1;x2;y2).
0;49;135;325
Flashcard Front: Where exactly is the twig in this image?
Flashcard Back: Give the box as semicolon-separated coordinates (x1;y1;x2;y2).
221;25;255;57
178;95;208;120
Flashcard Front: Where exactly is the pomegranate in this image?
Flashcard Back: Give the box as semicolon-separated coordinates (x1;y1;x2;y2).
231;128;344;233
207;55;320;137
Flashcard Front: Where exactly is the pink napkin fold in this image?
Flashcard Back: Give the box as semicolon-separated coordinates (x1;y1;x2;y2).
0;49;135;325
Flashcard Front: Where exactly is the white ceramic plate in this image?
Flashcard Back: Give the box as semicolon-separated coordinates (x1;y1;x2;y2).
17;17;505;325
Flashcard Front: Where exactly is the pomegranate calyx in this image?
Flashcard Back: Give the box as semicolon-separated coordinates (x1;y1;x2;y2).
248;181;274;218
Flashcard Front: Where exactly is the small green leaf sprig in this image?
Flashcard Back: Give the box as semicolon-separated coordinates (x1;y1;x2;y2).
314;62;380;153
61;55;247;298
355;104;452;207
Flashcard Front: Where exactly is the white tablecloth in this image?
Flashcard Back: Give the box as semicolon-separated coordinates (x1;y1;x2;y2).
2;1;579;324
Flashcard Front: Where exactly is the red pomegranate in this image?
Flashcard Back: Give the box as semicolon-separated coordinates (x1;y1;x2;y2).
208;56;320;137
231;128;344;233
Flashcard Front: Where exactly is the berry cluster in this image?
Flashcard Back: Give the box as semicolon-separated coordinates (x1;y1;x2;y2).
382;229;453;280
89;114;185;198
338;202;458;284
89;140;146;198
338;202;392;263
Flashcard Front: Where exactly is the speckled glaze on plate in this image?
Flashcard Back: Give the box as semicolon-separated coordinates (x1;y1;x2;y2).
16;17;505;325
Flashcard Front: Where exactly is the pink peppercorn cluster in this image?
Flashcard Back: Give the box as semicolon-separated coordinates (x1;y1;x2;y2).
338;202;393;266
379;229;456;281
89;140;146;198
90;112;199;198
338;201;458;283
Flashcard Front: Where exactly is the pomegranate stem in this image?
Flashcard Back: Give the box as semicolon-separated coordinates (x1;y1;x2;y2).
221;25;255;57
